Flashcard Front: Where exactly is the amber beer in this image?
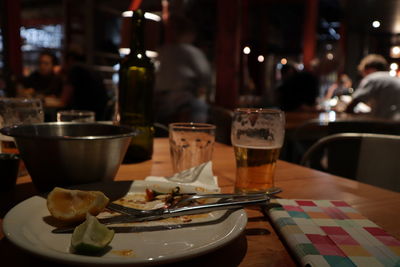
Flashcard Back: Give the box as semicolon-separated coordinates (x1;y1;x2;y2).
231;108;285;193
234;145;281;193
0;135;18;154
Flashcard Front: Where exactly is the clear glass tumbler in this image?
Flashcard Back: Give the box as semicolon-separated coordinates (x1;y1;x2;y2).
169;122;216;173
0;97;44;153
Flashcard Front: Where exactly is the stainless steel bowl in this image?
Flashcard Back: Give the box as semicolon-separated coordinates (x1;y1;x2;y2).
0;122;136;192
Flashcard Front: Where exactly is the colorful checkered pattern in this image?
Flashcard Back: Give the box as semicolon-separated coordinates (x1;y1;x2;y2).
267;199;400;267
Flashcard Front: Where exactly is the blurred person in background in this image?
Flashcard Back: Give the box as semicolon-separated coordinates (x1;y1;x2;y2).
324;73;353;99
276;62;319;112
154;14;211;125
20;51;63;98
346;54;400;120
45;50;109;121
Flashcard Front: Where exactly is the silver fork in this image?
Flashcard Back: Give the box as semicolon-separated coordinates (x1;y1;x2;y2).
169;192;269;208
107;189;282;214
53;196;269;233
106;190;281;214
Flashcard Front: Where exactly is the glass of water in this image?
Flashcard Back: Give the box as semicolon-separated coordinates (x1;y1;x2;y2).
169;122;216;173
0;98;44;153
0;97;44;127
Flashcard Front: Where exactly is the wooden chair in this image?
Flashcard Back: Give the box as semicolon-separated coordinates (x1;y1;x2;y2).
283;119;329;163
301;133;400;192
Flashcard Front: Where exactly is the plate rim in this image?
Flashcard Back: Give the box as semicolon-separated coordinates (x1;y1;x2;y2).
3;182;248;266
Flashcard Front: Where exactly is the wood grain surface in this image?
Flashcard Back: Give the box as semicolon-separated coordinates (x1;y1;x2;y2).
1;138;399;267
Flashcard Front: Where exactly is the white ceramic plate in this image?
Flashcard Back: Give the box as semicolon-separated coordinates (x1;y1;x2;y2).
3;181;247;265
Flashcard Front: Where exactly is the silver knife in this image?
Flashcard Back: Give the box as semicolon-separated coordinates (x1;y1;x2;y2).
108;196;268;220
52;196;269;233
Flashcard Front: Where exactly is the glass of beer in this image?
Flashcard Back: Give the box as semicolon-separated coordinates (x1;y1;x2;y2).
231;108;285;194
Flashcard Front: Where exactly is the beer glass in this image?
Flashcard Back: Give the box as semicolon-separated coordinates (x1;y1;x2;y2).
231;108;285;193
169;122;216;173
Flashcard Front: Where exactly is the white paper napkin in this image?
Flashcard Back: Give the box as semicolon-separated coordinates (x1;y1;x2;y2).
145;162;220;192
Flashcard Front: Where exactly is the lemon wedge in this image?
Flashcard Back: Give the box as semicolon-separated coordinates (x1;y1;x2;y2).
71;213;115;254
47;187;109;223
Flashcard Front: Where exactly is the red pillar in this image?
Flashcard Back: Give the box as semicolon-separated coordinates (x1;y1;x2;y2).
215;0;242;109
303;0;318;71
1;0;22;95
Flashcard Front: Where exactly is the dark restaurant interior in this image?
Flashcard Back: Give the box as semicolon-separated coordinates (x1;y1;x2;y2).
2;0;400;161
1;0;400;266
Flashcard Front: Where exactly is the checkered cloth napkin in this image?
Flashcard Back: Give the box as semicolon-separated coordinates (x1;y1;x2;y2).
267;199;400;267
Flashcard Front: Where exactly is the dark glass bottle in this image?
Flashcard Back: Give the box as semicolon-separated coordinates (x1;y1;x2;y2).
119;9;154;163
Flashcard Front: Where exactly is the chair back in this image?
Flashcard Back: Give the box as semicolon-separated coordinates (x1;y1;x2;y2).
285;119;329;163
302;133;400;192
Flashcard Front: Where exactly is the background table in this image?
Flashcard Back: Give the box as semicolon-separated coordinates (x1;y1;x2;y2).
1;138;400;266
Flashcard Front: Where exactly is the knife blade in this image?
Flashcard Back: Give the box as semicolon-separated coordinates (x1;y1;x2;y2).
52;196;269;234
108;196;268;220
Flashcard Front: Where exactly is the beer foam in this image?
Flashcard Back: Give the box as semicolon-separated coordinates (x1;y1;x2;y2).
234;144;281;150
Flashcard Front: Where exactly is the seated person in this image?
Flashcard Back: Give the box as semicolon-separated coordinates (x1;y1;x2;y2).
45;51;109;121
21;51;63;97
346;54;400;120
276;63;319;112
325;73;353;99
154;15;211;125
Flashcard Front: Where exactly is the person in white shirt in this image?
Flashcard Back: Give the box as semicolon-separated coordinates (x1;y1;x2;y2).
346;54;400;119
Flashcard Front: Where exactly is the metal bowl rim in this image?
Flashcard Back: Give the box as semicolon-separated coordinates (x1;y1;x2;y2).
0;122;137;140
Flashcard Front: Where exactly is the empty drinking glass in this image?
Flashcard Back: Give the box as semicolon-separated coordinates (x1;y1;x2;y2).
0;98;44;153
169;122;216;173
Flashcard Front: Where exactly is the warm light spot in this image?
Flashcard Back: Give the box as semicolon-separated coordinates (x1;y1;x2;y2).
122;11;161;22
119;48;131;56
391;46;400;58
372;20;381;28
144;12;161;22
145;50;158;58
119;49;158;59
390;70;397;77
390;63;398;70
257;55;264;62
243;47;251;55
326;53;334;60
122;11;133;17
280;58;287;65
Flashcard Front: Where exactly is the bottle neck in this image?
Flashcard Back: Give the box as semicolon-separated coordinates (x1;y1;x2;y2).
129;11;145;53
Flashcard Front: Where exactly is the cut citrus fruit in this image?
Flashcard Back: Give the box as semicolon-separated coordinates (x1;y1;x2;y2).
71;213;115;254
47;187;109;223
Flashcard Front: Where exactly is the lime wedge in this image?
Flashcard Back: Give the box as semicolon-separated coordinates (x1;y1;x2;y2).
71;214;115;255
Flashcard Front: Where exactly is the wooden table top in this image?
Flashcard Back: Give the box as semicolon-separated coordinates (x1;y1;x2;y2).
1;138;400;266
